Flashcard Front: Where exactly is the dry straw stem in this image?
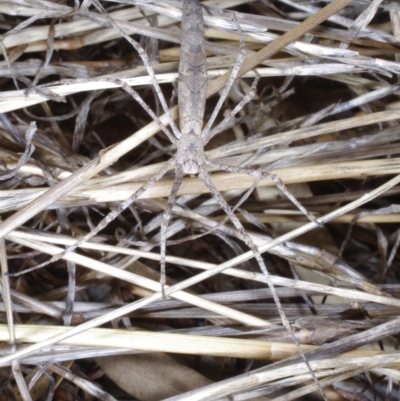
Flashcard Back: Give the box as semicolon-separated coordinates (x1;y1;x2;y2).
0;65;361;113
0;324;398;365
6;234;270;328
237;212;400;224
7;229;400;308
1;0;400;399
0;0;355;239
2;110;400;213
2;157;400;211
0;235;32;401
170;356;400;401
165;317;400;401
0;1;256;51
1;172;400;368
5;3;394;113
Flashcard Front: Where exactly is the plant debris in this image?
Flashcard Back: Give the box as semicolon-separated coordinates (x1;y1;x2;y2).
1;0;400;400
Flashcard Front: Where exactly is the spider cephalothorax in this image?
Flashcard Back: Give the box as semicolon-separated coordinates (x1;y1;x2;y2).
176;133;204;175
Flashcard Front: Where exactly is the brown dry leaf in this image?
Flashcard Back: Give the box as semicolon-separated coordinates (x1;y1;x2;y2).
95;353;212;401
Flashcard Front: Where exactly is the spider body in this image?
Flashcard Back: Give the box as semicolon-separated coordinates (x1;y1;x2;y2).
176;134;205;175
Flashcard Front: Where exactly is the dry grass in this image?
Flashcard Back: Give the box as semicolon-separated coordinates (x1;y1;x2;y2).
1;0;400;400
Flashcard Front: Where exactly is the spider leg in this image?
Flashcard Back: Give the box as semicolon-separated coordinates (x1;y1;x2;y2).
87;78;178;146
31;158;176;271
92;0;181;140
165;178;261;246
160;164;184;298
199;166;292;323
205;159;318;224
201;12;248;141
203;72;260;145
199;166;320;390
